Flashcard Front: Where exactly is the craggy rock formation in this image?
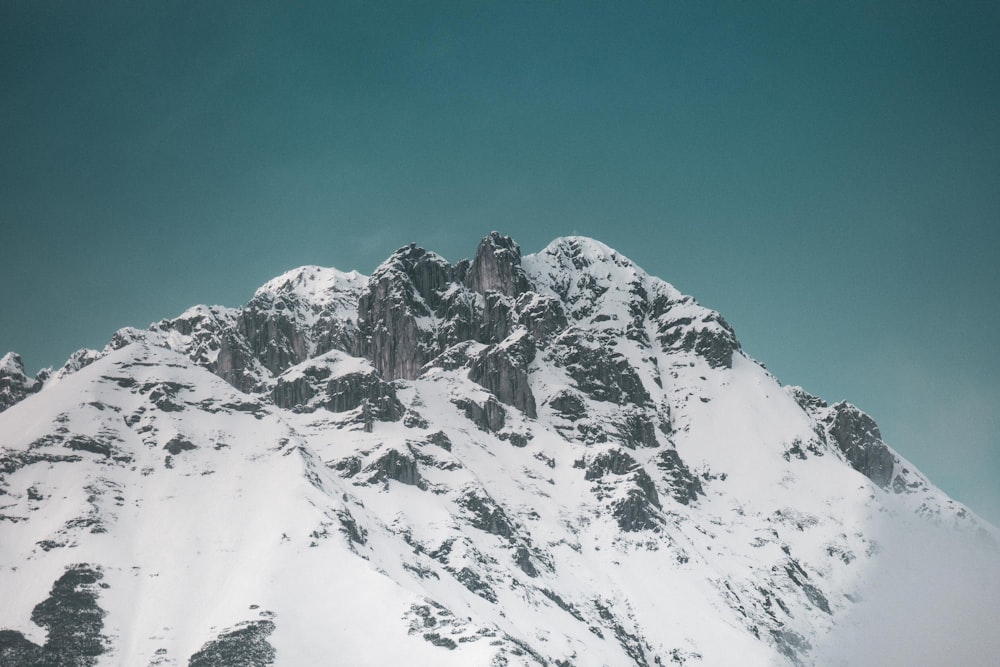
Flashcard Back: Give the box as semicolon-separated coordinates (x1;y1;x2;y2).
235;294;310;376
551;332;650;406
0;353;41;413
584;448;662;532
468;329;537;418
188;618;276;667
514;292;568;344
655;449;704;505
455;396;507;433
0;564;108;666
355;244;454;381
651;300;741;370
464;231;531;298
5;233;746;428
824;402;896;488
366;448;425;488
324;372;404;421
584;448;642;480
1;232;991;667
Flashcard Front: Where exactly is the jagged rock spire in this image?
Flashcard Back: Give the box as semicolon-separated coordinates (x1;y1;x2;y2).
464;232;531;298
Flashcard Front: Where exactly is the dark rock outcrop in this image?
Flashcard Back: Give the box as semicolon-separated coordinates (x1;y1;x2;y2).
0;352;41;413
514;293;568;346
324;372;404;422
477;292;515;345
366;449;424;488
787;386;828;415
164;435;197;455
584;449;640;481
551;333;650;406
655;449;704;505
615;409;660;449
0;564;108;667
55;349;101;380
235;295;310;376
355;245;453;380
454;397;506;433
584;449;662;532
548;390;587;421
188;618;276;667
214;330;264;394
152;307;234;373
468;330;537;418
464;232;531;298
613;488;661;532
460;491;517;538
271;371;324;411
782;559;831;615
0;630;43;665
652;303;741;370
825;402;895;488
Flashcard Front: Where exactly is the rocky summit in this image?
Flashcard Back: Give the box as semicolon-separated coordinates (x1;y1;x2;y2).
0;233;995;666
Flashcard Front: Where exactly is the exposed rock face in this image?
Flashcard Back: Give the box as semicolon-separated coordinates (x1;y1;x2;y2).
786;386;829;414
651;301;741;370
235;294;310;376
548;390;587;421
551;332;650;406
366;449;424;488
47;233;742;432
0;629;42;665
2;232;994;667
459;490;518;538
478;292;515;345
514;292;568;344
271;372;323;411
612;488;662;532
468;329;537;418
0;352;38;412
149;268;365;395
584;448;663;532
355;245;453;380
154;306;233;370
0;564;108;666
584;448;641;480
615;409;660;449
215;329;267;393
824;402;896;488
789;388;905;491
324;372;404;422
188;619;276;667
464;232;531;298
455;396;507;433
53;348;101;381
353;236;538;389
655;449;704;505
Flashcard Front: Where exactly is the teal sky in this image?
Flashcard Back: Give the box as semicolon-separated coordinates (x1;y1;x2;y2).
2;2;998;524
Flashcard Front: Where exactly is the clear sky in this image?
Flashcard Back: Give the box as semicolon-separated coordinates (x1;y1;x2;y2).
2;2;998;524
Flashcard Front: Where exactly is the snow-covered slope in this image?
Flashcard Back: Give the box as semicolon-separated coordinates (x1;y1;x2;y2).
1;233;995;666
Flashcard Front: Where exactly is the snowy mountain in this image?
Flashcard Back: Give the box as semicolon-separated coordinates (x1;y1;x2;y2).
1;233;995;666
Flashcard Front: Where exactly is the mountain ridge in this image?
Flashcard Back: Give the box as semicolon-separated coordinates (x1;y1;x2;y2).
0;232;995;666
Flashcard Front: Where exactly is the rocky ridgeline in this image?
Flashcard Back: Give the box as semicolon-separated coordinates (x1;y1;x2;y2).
0;353;44;413
2;234;920;501
1;233;991;667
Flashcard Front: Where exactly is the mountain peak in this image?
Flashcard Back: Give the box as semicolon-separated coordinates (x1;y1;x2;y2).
0;233;994;666
464;231;529;297
254;265;367;306
0;351;39;412
0;351;25;375
537;235;634;270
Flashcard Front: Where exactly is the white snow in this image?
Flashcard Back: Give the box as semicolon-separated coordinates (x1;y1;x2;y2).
1;237;995;666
